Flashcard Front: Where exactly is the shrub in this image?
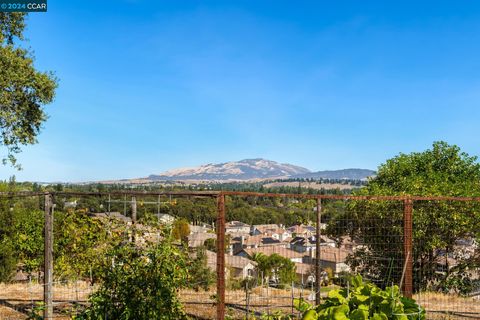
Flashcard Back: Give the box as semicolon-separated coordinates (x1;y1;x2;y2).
75;233;189;320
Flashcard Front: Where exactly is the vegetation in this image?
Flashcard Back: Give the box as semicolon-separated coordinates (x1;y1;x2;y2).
172;218;190;243
187;246;216;291
326;141;480;292
0;13;58;168
251;252;296;287
76;232;189;320
295;275;425;320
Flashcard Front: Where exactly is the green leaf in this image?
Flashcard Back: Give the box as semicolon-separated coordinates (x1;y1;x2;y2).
350;309;369;320
294;298;312;313
351;294;369;306
302;309;318;320
326;289;348;305
351;274;363;288
371;312;389;320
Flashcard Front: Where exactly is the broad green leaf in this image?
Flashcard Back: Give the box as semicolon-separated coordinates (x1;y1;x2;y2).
302;309;318;320
350;309;368;320
371;312;389;320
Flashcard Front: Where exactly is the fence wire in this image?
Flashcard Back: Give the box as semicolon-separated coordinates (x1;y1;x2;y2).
0;192;479;319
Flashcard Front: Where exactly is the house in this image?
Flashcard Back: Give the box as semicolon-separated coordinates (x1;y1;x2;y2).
190;224;213;234
205;250;256;279
290;235;336;253
309;247;351;274
188;232;216;248
226;221;251;234
231;233;291;254
454;237;478;260
287;224;316;237
251;224;278;235
251;224;291;241
237;246;307;264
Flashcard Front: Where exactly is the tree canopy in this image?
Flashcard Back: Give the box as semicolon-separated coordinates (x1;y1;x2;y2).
360;141;480;197
327;142;480;293
0;13;57;168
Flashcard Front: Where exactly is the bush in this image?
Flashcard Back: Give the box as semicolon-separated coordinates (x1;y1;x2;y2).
76;233;189;320
295;275;425;320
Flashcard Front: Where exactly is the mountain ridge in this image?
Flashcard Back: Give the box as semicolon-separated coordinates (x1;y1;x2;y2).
145;158;375;182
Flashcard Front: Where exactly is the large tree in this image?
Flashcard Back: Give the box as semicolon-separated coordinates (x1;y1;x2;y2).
327;141;480;293
0;13;57;168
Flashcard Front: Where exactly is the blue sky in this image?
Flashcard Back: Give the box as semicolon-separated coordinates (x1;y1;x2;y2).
3;0;480;182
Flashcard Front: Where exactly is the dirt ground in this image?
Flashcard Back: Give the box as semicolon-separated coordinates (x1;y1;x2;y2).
0;283;478;319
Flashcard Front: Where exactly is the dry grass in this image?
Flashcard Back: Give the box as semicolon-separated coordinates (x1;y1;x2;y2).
414;292;480;319
0;282;93;320
0;283;479;319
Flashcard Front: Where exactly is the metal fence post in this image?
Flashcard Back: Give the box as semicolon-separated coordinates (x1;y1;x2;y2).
403;198;413;298
216;193;226;320
44;193;54;319
315;197;322;305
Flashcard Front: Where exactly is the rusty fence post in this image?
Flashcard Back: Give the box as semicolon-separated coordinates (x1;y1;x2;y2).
315;197;322;305
44;193;54;319
131;196;137;242
402;198;413;298
216;193;226;320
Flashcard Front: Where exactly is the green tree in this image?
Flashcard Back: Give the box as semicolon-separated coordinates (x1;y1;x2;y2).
251;252;296;287
188;247;215;291
13;207;44;274
0;180;43;282
327;141;480;292
0;13;57;168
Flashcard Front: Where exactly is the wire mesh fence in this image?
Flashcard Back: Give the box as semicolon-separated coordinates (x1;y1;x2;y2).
0;191;479;319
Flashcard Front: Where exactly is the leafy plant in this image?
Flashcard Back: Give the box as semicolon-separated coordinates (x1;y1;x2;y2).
295;275;425;320
75;231;189;320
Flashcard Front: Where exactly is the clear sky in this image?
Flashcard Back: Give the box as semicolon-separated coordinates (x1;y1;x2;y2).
3;0;480;182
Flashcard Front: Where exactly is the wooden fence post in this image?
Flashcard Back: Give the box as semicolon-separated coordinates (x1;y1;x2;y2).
216;193;226;320
131;196;137;242
44;193;54;319
315;197;322;305
403;198;413;298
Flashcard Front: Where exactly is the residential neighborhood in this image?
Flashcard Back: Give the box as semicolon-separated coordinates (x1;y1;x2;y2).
188;219;354;284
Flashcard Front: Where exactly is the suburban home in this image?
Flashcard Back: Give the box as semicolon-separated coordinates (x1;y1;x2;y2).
190;224;214;233
251;224;280;235
251;224;291;241
309;247;351;274
188;231;216;248
205;250;256;279
226;221;251;234
230;233;291;253
287;224;316;237
236;246;307;264
290;235;336;253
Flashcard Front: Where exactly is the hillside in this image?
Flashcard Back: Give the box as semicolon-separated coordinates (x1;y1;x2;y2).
143;159;374;182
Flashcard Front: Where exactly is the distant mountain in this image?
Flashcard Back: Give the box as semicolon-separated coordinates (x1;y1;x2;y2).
294;169;375;181
147;158;310;181
145;159;375;182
